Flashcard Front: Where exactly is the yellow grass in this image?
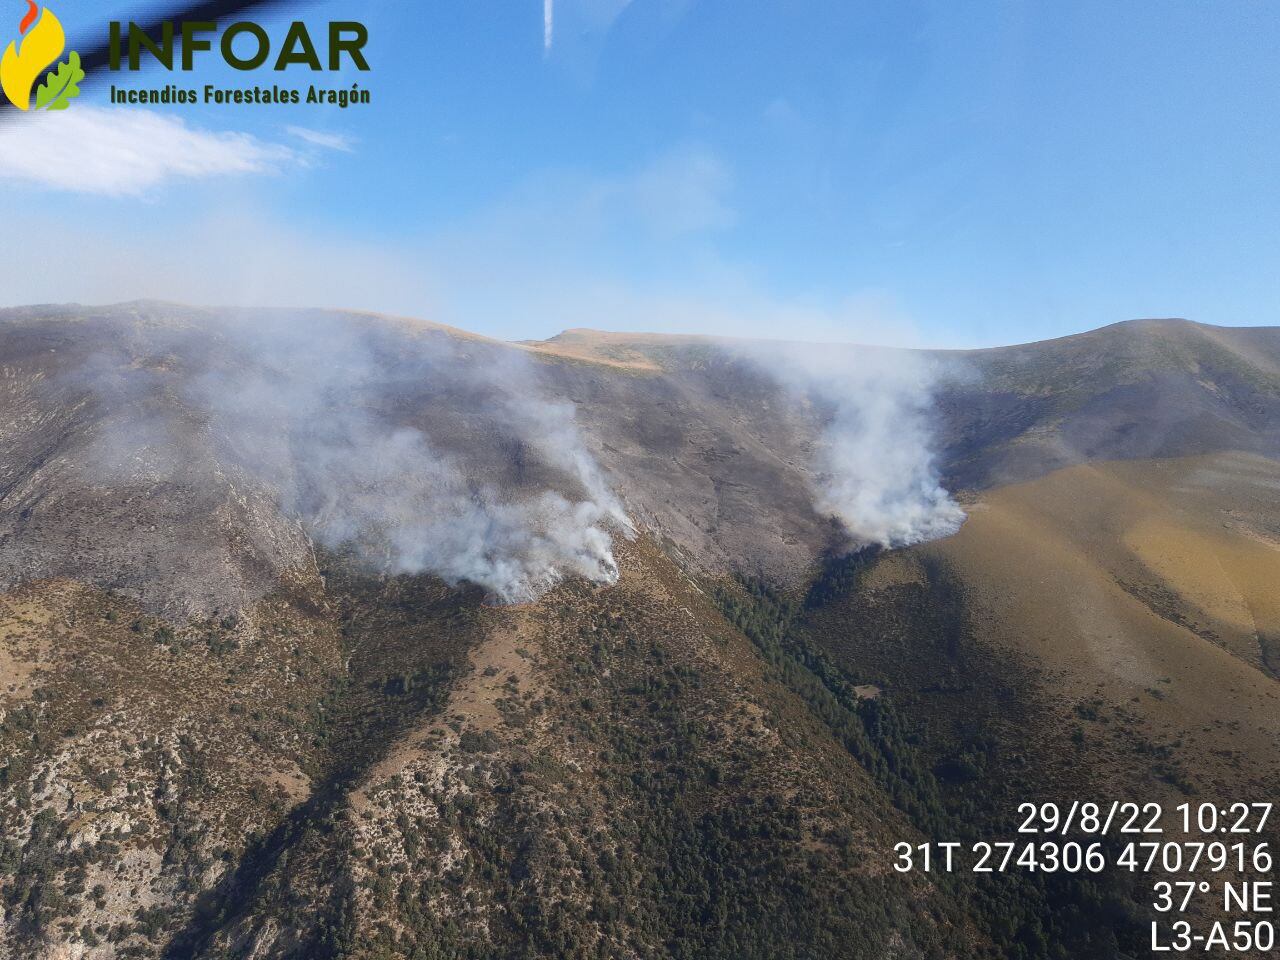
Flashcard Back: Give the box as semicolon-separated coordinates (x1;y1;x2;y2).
919;453;1280;788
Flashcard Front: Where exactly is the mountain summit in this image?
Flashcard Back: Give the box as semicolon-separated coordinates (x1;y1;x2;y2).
0;304;1277;959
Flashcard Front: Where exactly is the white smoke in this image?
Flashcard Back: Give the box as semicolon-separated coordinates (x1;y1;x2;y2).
83;310;631;603
743;341;964;548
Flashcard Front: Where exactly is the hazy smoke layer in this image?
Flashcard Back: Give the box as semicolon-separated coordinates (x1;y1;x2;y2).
218;313;630;601
745;342;964;548
92;312;630;603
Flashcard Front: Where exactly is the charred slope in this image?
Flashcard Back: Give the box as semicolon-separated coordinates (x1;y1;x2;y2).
3;305;1278;611
1;304;1279;959
0;306;316;617
0;304;835;608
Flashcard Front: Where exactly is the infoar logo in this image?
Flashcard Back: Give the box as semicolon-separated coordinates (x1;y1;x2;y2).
1;1;83;110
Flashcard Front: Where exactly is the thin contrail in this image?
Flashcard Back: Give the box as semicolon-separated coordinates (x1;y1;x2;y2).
543;0;553;53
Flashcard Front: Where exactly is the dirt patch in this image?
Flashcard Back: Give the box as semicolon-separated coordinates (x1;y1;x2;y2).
0;593;54;702
441;616;546;737
263;765;312;806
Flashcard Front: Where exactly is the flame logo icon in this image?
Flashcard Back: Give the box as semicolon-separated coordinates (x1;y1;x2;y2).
1;1;82;110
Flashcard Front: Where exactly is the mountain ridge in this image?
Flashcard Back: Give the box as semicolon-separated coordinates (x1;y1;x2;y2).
0;302;1277;958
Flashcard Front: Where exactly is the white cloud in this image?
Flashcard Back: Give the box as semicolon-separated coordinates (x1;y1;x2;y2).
286;125;355;152
0;107;296;195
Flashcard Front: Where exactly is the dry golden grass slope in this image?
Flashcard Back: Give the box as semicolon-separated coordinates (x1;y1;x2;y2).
918;451;1280;792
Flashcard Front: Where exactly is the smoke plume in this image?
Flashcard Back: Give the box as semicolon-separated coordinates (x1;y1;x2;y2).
743;341;964;548
83;309;631;603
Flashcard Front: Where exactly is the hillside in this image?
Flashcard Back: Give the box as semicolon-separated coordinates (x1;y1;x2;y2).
531;318;1280;490
799;452;1279;807
935;319;1280;487
0;303;1277;959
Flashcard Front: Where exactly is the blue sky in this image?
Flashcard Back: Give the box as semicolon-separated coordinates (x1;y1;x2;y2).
1;0;1278;347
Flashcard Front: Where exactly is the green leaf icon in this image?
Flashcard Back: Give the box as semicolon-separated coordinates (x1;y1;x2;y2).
34;51;84;112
